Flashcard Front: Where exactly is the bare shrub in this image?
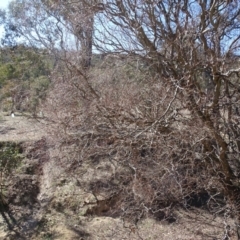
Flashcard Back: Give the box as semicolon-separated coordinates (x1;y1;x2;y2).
42;57;228;225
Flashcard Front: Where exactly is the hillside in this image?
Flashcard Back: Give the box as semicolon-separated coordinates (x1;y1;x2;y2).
0;113;238;239
0;1;240;238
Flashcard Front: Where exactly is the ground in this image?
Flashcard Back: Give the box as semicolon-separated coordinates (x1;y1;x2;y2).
0;112;238;239
0;113;46;142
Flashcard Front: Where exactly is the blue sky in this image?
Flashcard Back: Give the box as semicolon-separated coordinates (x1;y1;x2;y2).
0;0;11;10
0;0;12;42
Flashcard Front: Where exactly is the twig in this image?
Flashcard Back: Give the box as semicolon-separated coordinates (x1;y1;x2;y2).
135;86;178;138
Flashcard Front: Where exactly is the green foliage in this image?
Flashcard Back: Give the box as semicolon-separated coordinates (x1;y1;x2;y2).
0;142;23;175
0;45;53;112
0;142;23;211
0;64;16;86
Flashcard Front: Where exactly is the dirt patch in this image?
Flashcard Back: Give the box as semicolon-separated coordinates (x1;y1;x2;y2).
31;211;237;240
0;113;46;142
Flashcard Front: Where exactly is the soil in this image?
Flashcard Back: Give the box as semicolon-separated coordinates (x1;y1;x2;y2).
0;113;46;142
0;112;239;239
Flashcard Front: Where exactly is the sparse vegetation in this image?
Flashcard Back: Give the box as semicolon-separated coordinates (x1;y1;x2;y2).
0;0;240;239
0;45;52;113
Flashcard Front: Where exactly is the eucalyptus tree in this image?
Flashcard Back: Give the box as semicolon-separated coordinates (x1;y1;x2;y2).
41;0;103;68
5;0;102;68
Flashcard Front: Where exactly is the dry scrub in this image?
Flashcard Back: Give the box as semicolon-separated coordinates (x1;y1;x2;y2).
43;59;234;229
